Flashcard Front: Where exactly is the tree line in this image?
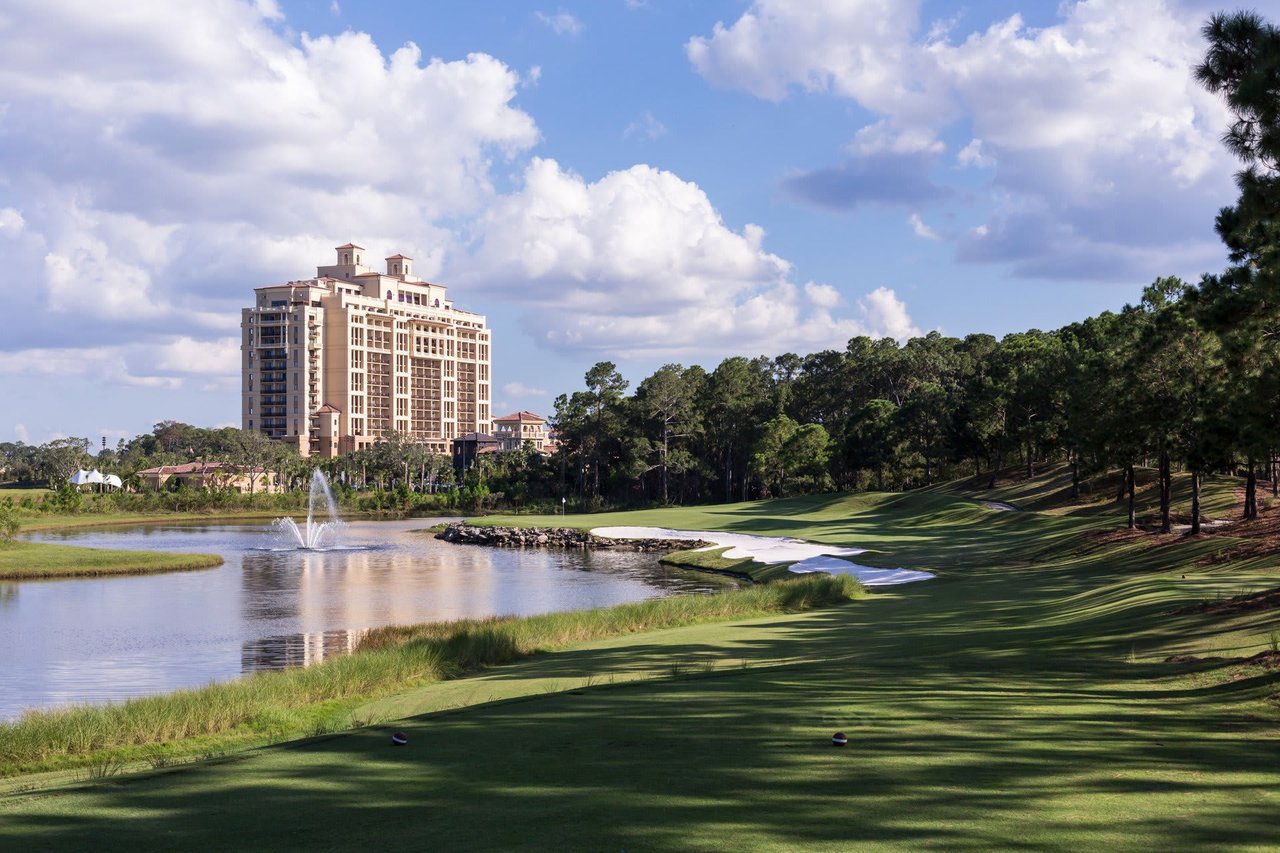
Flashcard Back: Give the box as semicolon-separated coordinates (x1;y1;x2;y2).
549;11;1280;534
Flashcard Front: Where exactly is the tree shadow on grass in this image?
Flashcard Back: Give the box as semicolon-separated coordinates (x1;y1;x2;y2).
3;651;1277;852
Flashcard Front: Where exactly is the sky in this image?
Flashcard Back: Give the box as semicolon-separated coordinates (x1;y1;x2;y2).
0;0;1264;447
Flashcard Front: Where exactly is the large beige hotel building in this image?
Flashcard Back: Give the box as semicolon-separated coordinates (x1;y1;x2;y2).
241;244;491;457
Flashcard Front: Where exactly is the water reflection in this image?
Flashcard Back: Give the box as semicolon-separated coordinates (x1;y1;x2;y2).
4;519;738;719
242;629;368;670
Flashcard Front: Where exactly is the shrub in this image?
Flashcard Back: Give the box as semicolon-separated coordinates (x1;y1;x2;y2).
0;504;18;542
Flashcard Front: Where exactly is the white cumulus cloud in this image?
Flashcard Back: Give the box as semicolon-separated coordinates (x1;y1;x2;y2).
0;208;25;233
0;0;539;356
687;0;934;120
909;213;940;240
689;0;1234;280
804;281;842;308
458;158;918;355
859;287;921;341
503;381;550;397
957;139;994;169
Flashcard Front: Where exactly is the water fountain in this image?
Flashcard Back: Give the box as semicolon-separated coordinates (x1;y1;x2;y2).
273;469;344;550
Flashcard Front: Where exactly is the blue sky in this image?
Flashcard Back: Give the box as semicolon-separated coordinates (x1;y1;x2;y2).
0;0;1253;446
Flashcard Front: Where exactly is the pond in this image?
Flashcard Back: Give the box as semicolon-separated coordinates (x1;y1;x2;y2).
1;519;734;720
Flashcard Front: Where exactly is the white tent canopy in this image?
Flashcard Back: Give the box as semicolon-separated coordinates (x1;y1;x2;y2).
69;469;122;490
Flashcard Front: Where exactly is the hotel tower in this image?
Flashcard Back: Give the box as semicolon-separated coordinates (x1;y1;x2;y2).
241;243;492;457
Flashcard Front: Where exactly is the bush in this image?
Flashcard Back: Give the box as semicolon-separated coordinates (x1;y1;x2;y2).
0;504;18;542
47;482;83;513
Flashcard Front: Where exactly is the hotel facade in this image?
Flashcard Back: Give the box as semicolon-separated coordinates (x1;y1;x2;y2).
241;244;492;458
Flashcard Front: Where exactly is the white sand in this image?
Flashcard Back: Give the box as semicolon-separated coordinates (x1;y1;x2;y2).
978;500;1017;511
591;526;934;586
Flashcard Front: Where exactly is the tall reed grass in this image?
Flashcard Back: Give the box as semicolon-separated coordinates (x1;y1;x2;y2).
0;574;857;774
360;573;859;655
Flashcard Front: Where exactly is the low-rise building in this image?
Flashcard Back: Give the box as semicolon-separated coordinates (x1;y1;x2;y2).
493;411;554;452
137;462;283;494
451;433;499;470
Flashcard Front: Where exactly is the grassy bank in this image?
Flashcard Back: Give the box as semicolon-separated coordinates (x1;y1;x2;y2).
656;544;785;581
480;487;1089;579
0;541;223;580
3;472;1280;850
17;510;302;533
0;574;857;776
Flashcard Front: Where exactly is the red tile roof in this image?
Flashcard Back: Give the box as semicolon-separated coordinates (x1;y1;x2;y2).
494;410;547;423
335;242;365;250
315;404;341;414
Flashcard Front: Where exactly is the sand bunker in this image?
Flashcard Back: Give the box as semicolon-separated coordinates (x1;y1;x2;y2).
591;526;934;586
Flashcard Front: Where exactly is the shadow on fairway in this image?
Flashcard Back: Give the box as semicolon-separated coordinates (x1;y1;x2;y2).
2;650;1277;852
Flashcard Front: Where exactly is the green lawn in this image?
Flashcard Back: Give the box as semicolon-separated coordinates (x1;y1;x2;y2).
0;541;223;580
16;510;291;533
0;485;51;503
482;487;1095;580
1;473;1278;850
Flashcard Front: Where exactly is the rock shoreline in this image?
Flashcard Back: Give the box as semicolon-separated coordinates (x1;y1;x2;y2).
435;523;710;553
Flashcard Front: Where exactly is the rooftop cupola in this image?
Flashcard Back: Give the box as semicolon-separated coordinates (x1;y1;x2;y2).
386;254;412;278
335;243;365;267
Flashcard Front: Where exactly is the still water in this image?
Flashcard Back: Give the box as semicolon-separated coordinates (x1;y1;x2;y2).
1;519;733;720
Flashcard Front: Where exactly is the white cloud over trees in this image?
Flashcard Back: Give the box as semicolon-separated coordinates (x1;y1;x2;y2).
458;158;914;356
688;0;1234;280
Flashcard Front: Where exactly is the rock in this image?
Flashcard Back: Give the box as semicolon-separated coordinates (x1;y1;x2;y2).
434;523;708;553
